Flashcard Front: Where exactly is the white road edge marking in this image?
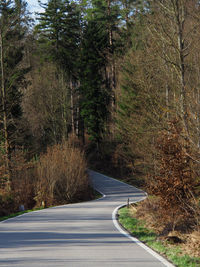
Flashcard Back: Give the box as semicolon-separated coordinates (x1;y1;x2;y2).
91;171;175;267
112;203;175;267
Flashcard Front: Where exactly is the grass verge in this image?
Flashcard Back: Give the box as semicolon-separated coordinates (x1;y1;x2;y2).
0;207;44;222
118;207;200;267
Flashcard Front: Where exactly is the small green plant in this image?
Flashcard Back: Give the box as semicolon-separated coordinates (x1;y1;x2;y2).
118;207;200;267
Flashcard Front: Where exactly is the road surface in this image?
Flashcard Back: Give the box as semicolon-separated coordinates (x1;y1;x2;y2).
0;170;173;267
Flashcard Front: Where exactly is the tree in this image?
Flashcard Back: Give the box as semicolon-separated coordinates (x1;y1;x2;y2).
80;16;110;147
36;0;81;69
22;61;71;149
147;1;200;141
35;0;82;139
0;0;30;188
79;0;124;145
116;5;158;173
116;0;200;228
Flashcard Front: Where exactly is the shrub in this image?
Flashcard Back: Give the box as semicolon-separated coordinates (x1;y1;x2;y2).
35;139;90;206
148;119;200;231
0;150;36;215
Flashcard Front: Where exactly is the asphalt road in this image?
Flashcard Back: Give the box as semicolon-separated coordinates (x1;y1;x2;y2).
0;170;174;267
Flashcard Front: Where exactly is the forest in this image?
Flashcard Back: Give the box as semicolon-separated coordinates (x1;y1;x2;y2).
0;0;200;259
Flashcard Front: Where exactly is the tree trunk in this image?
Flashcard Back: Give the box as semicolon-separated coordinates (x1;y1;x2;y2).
70;76;75;136
107;0;116;138
0;30;11;189
197;85;200;148
166;84;169;120
107;0;116;107
76;94;80;136
174;0;188;132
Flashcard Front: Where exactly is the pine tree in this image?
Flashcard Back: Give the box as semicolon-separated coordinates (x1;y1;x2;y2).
36;0;81;72
79;14;110;147
36;0;82;139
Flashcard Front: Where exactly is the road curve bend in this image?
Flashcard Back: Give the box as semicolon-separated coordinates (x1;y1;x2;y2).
0;170;174;267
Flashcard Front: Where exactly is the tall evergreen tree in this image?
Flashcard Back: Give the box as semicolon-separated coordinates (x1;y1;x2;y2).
35;0;82;140
0;0;30;188
36;0;81;73
79;10;110;146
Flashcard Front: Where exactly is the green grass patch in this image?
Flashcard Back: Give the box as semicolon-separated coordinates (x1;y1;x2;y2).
93;189;103;200
118;207;200;267
0;207;44;222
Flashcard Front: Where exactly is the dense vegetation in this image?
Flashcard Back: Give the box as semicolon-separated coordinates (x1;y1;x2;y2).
0;0;199;245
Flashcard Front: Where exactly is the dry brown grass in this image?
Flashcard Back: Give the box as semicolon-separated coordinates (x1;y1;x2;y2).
35;139;90;206
132;198;200;258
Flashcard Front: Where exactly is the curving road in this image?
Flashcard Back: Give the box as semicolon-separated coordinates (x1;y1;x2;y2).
0;170;174;267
